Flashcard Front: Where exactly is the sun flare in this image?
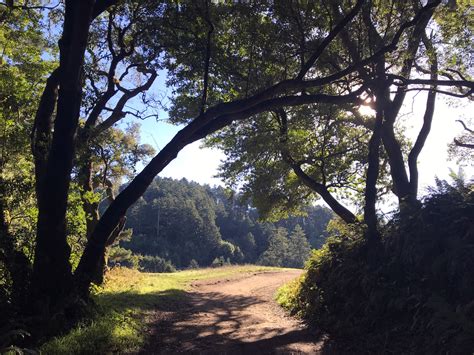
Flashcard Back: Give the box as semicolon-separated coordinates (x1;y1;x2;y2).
358;101;376;116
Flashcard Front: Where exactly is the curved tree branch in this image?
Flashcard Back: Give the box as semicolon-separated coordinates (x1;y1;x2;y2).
275;108;357;224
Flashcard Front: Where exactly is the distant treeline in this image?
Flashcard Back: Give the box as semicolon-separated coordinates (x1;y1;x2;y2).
110;177;333;270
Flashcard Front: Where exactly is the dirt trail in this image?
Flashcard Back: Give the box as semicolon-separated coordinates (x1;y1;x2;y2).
142;270;326;354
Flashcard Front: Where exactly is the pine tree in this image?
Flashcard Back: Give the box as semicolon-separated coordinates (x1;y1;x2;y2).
257;227;289;267
286;224;311;268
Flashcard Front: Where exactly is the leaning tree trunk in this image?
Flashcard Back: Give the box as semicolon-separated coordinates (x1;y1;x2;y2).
91;180;126;285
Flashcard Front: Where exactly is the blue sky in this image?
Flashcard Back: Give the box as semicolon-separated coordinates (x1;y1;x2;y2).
125;72;227;187
138;118;226;186
133;86;473;195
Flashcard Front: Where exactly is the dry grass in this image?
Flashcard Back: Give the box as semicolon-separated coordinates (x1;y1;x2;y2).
40;265;280;354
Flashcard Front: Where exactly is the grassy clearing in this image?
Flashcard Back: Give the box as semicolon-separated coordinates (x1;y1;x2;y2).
40;265;279;354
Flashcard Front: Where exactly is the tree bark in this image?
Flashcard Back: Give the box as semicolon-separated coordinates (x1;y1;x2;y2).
31;0;96;313
292;165;358;224
408;34;437;199
275;108;357;224
364;62;387;244
31;68;60;202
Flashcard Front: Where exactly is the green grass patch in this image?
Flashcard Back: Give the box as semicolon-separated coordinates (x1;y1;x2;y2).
40;265;279;354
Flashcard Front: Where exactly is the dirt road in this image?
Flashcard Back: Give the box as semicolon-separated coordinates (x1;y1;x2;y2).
142;269;326;354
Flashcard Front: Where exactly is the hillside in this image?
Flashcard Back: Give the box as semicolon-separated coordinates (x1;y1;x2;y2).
112;178;333;270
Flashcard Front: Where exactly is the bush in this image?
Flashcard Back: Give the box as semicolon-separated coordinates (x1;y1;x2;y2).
139;255;175;273
188;259;199;269
107;247;140;269
211;256;231;268
278;179;474;353
275;276;302;311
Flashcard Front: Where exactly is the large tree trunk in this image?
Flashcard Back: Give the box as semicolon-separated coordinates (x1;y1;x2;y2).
31;0;96;314
363;62;387;245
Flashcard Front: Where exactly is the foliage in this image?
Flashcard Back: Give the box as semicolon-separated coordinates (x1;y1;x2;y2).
258;227;290;267
187;259;199;269
0;4;55;256
125;178;227;267
275;275;303;312
278;179;474;353
286;225;312;268
207;106;377;220
139;255;175;273
0;1;471;349
211;256;231;268
123;178;332;268
0;4;55;320
86;123;156;187
107;246;140;270
40;265;279;354
448;119;474;165
66;184;88;270
258;225;311;268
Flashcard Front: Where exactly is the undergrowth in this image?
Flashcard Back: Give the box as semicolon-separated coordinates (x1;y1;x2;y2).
277;179;474;353
40;265;277;354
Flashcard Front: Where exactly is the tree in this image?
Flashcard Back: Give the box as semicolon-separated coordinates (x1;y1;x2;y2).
29;0;162;311
286;225;311;268
75;0;370;292
258;225;312;268
258;227;290;267
29;0;126;313
199;0;473;242
122;177;328;266
76;0;474;294
124;178;234;267
0;4;55;312
449;119;474;163
1;0;469;317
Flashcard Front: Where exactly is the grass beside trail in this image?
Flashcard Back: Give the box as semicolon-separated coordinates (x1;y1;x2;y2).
40;265;280;354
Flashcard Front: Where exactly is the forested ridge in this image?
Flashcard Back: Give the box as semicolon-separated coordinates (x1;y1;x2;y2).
0;0;473;353
114;177;332;270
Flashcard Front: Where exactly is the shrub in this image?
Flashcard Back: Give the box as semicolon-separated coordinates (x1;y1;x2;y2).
188;259;199;269
107;247;140;269
211;256;231;268
139;255;176;273
278;179;474;353
275;276;302;311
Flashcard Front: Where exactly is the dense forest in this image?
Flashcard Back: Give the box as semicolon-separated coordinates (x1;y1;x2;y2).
0;0;473;353
112;177;332;270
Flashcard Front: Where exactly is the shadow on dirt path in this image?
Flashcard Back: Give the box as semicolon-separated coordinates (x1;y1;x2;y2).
141;270;331;354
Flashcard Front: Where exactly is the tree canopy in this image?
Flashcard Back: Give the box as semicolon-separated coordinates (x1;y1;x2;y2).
0;0;472;340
